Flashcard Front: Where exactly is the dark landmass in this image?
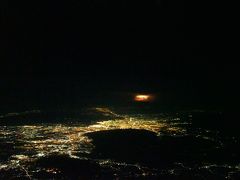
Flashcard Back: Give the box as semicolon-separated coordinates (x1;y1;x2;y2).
86;129;240;179
34;155;101;179
86;129;232;166
190;111;240;136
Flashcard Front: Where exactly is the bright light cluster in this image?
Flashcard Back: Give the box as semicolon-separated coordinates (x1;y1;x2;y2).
0;108;186;177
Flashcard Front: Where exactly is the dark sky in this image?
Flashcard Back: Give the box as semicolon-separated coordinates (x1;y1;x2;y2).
1;0;239;111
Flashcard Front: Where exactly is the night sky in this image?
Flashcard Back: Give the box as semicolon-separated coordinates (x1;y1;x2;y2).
1;1;239;111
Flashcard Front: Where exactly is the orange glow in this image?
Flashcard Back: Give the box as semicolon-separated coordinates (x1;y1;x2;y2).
134;95;151;102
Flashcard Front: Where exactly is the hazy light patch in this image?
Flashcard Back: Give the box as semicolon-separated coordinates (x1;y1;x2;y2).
134;95;152;102
94;107;120;117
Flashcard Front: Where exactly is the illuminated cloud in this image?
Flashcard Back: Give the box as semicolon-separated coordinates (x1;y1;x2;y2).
134;94;153;102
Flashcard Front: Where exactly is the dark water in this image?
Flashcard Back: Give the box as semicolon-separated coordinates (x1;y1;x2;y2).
0;107;239;179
